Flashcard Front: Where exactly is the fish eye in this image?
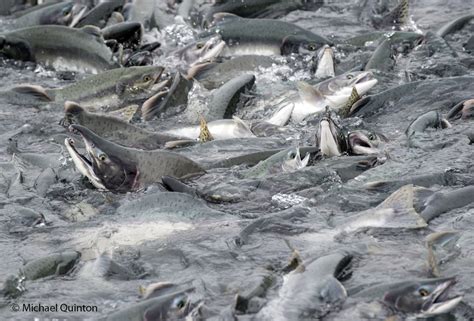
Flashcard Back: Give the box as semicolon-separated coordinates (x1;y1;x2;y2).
98;154;107;161
176;299;186;309
143;75;152;82
172;296;187;310
418;288;429;297
307;43;317;51
346;74;354;80
368;133;375;140
196;43;204;49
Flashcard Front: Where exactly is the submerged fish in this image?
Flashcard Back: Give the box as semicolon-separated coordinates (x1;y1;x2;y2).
258;251;352;320
243;146;311;179
203;0;323;21
104;288;194;321
20;251;81;280
354;277;462;317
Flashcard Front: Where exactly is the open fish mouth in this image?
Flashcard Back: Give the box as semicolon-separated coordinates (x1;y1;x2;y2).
355;72;374;83
348;132;377;155
421;279;463;316
64;137;106;190
195;38;226;65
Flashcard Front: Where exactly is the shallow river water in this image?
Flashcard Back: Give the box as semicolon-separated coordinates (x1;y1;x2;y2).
0;0;473;320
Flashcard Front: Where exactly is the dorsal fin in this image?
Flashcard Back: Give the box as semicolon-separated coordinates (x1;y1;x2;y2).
339;86;361;117
198;114;214;142
232;116;252;132
64;101;86;115
211;12;240;25
382;0;409;26
11;85;52;101
347;87;361;106
80;25;102;38
296;81;324;104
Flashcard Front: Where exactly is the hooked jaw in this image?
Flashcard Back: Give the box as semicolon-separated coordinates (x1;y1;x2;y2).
320;120;341;156
421;278;462;317
64;137;106;190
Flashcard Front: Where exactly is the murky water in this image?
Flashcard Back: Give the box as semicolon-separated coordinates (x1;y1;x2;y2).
0;0;473;320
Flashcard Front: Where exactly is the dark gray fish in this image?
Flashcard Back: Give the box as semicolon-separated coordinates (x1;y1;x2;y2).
193;55;275;89
364;38;394;71
419;185;474;223
203;0;323;22
354;277;462;317
34;167;57;197
199;15;332;56
126;0;174;30
205;74;255;121
0;25;117;73
258;251;352;320
20;251;81;280
447;99;474;120
242;146;311;179
351;77;474;117
102;21;143;50
343;31;422;47
104;288;194;321
73;0;124;28
406;110;451;138
142;72;193;121
211;146;317;169
426;230;461;277
364;170;463;192
63;101;185;149
13;1;76;27
436;13;474;38
65;124;204;192
45;66;165;110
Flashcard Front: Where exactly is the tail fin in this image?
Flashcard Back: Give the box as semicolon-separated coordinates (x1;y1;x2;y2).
381;0;409;27
373;184;427;228
12;84;52;101
344;184;427;232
